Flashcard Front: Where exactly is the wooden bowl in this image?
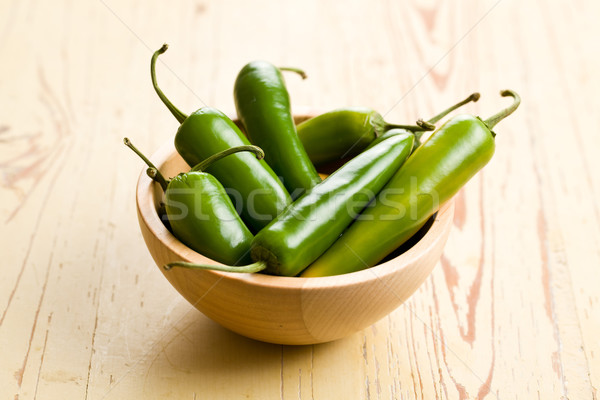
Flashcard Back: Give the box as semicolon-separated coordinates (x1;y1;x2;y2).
136;117;454;345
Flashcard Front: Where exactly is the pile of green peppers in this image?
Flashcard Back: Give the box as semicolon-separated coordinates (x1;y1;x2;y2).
127;44;521;278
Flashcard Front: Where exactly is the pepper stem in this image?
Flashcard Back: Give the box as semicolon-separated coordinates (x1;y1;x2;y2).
190;145;265;172
427;92;480;124
483;90;521;130
385;93;480;134
146;167;159;181
412;120;435;143
411;92;481;142
164;260;267;273
384;121;434;132
151;44;189;124
278;66;307;80
123;137;169;191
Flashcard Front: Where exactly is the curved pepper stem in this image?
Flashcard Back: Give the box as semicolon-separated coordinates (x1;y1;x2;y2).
151;44;189;124
190;145;265;172
385;121;433;132
164;260;267;273
278;66;308;80
413;92;480;142
384;92;480;135
483;90;521;131
427;92;480;124
123;137;169;191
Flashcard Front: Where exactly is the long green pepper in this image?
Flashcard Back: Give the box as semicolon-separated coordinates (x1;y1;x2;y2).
296;93;480;166
234;60;321;199
296;107;429;167
151;45;291;232
302;90;521;277
166;132;415;276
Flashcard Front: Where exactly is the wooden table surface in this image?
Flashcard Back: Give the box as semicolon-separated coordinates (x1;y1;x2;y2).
2;1;599;399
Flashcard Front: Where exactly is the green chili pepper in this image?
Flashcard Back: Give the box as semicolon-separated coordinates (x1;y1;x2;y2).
234;60;321;199
165;132;415;276
297;93;479;166
125;138;265;268
301;90;521;277
151;45;291;232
